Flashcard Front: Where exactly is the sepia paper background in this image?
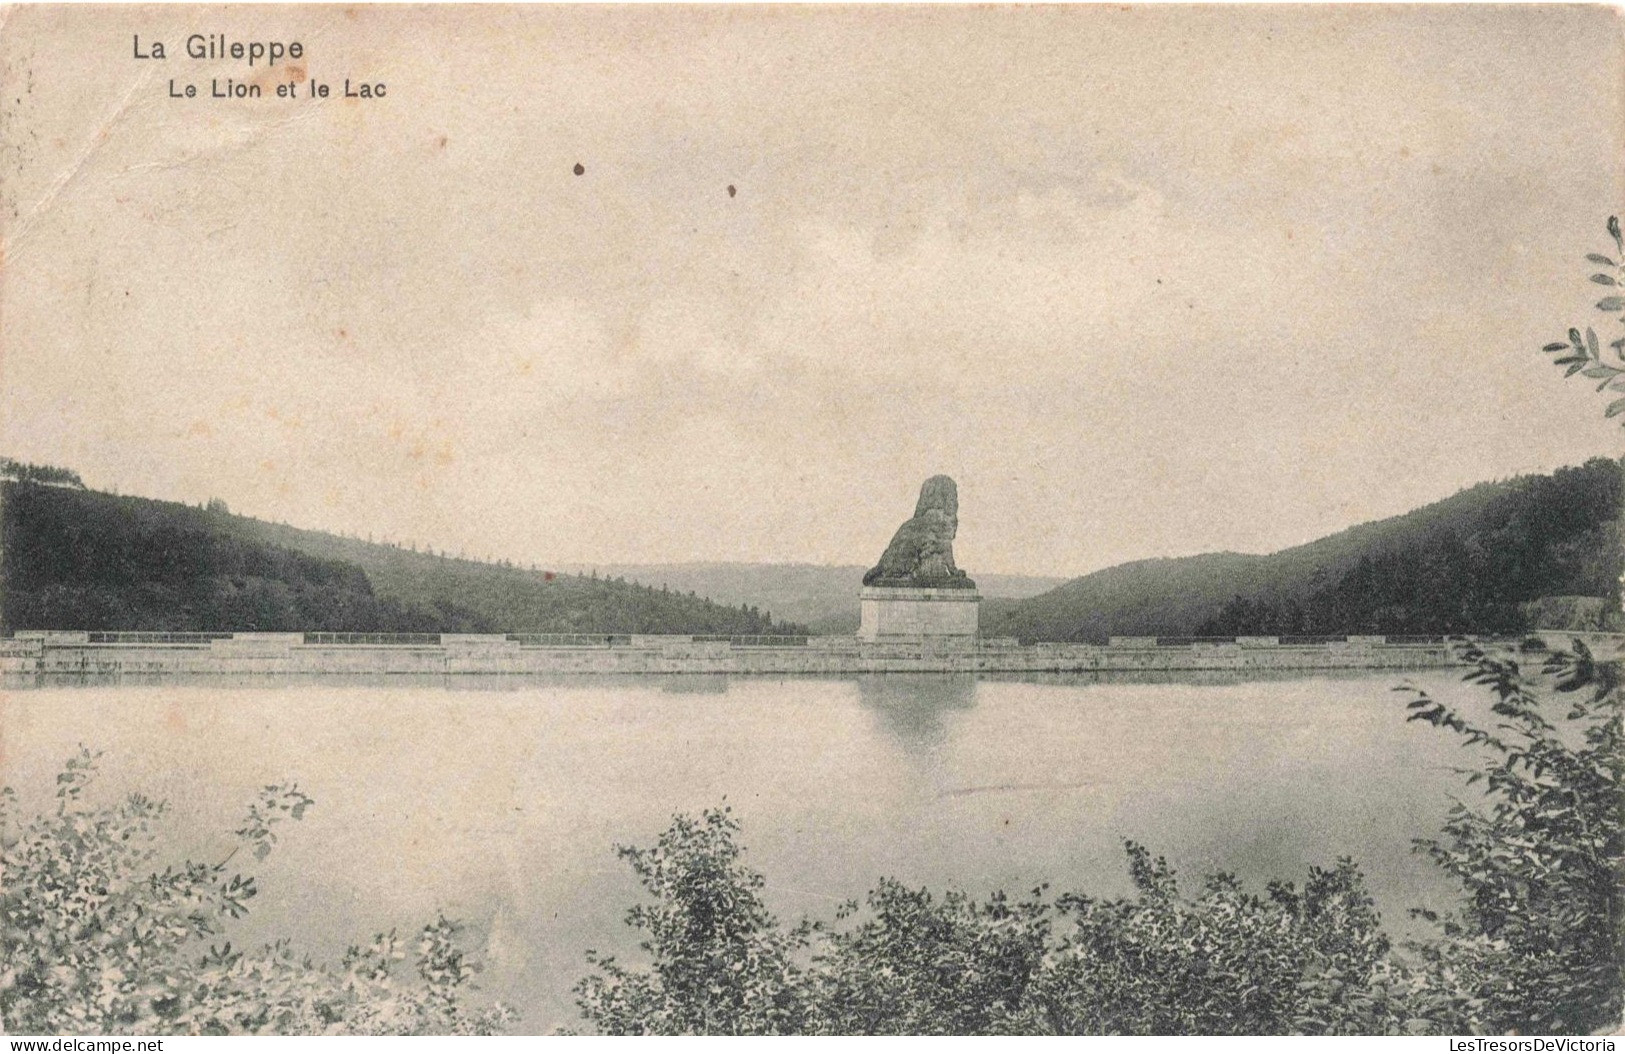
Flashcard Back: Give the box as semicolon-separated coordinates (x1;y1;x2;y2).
2;4;1623;1037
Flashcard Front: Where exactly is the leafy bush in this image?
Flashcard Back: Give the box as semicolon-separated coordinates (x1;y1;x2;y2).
1037;851;1427;1035
572;808;810;1035
574;819;1440;1035
0;751;513;1035
806;880;1052;1035
1400;641;1623;1034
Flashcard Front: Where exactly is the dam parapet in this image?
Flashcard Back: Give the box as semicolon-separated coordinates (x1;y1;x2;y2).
0;629;1479;677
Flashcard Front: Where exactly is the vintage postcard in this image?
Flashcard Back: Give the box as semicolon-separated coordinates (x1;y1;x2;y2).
1;4;1622;1038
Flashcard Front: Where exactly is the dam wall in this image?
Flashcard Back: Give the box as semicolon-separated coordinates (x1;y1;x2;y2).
0;630;1471;677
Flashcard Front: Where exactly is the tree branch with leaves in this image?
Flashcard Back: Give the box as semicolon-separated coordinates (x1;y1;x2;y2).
0;751;514;1035
1543;216;1625;422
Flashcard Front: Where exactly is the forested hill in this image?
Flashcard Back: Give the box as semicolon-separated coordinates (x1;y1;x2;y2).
986;458;1624;643
555;562;1066;634
0;482;804;636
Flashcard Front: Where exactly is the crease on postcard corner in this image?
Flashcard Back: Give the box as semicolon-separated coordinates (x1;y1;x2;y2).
1;22;331;267
3;64;154;267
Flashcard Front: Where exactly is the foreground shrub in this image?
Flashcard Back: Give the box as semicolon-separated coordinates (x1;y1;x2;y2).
1401;641;1623;1034
1035;850;1428;1035
806;880;1053;1034
572;807;811;1035
0;751;513;1035
574;818;1434;1034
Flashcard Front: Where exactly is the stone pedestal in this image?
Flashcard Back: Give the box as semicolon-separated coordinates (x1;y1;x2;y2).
857;586;981;641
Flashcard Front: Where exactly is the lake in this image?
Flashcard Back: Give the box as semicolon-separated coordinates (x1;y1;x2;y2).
0;669;1490;1032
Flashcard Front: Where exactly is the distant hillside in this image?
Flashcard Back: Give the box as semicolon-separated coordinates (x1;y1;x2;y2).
987;458;1624;643
0;482;804;636
556;562;1066;634
8;458;1616;641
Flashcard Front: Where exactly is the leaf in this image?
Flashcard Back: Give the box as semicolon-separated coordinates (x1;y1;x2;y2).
1581;365;1616;379
1611;215;1623;253
1586;327;1599;355
1586;253;1618;266
1605;397;1625;418
1596;297;1625;311
1592;274;1618;286
1543;342;1570;353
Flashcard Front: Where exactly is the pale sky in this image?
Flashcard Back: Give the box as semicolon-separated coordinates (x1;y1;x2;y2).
2;5;1621;577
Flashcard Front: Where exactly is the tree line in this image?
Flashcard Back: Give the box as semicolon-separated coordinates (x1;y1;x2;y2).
1192;458;1622;637
0;457;85;489
0;481;802;636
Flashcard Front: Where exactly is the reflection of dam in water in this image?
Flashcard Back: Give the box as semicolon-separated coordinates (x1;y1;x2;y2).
856;673;978;746
0;629;1461;678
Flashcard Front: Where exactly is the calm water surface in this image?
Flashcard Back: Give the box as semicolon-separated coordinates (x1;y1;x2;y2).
0;670;1489;1031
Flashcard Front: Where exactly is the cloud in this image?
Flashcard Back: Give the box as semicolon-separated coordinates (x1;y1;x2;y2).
1;5;1619;574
